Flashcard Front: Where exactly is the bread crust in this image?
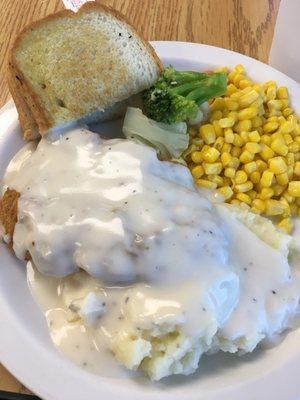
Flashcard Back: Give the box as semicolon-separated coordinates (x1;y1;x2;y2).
7;69;39;140
0;188;20;248
8;1;163;138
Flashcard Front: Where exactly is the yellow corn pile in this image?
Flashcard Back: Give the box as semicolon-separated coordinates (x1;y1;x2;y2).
183;64;300;233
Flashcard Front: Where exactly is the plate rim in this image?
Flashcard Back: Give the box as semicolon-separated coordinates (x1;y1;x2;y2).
1;40;300;400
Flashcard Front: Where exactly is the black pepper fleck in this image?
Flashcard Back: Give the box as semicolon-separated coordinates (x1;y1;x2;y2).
65;137;69;141
119;32;122;36
125;297;130;304
82;362;88;367
253;298;257;302
243;267;248;271
202;307;206;312
272;290;277;295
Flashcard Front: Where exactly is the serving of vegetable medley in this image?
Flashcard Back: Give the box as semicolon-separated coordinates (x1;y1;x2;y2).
123;64;300;233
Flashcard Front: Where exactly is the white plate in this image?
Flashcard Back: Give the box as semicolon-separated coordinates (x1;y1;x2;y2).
1;41;300;400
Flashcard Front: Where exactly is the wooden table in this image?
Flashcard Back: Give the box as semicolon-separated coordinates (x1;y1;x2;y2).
0;0;280;395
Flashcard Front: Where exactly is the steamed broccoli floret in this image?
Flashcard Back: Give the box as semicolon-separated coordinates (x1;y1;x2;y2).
143;66;227;124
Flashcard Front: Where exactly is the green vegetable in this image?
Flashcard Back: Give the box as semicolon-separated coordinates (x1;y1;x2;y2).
143;66;227;124
122;107;189;159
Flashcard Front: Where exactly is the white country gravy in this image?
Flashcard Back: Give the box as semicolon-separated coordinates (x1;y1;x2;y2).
2;128;300;378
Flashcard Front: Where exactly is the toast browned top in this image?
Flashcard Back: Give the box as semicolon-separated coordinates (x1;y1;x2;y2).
8;2;163;138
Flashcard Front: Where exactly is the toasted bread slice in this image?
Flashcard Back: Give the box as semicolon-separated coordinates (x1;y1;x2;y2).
8;2;163;138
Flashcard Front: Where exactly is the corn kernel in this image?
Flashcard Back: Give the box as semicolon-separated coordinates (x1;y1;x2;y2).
214;136;225;151
260;170;274;187
225;98;239;111
270;137;288;156
251;116;263;128
244;161;257;174
223;110;229;118
201;146;220;163
239;79;253;89
288;181;300;197
263;121;278;133
196;179;217;189
234;119;252;133
238;107;258;120
252;199;265;212
236;192;252;204
239;90;259;108
290;203;298;215
248;130;261;142
245;142;261;154
286;153;295;166
217;186;234;200
212;121;223;137
232;73;245;86
219;118;235;128
208;174;223;187
203;162;223;175
265;199;286;216
278;116;286;124
269;157;287;174
260;135;271;145
259;144;275;161
228;157;240;169
288;142;300;153
240;131;249;142
210;98;225;111
210;110;223;122
283;108;293;118
279;121;294;134
224;167;235;178
222;143;232;153
235;170;248;184
256;159;268;172
277;87;289;99
294;161;300;176
230;199;241;206
224;129;234;143
247;190;257;200
191;165;204;179
199;124;216;144
259;187;274;200
228;111;239;120
273;184;286;196
250;171;261;184
234;181;253;193
288;114;298;124
283;134;293;145
266;86;276;101
191;151;203;163
220;152;232;167
282;190;295;203
234;64;245;74
231;146;242;158
240;150;254;163
268;100;282;110
287;165;294;179
226;84;238;96
277;218;293;234
233;134;244;147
